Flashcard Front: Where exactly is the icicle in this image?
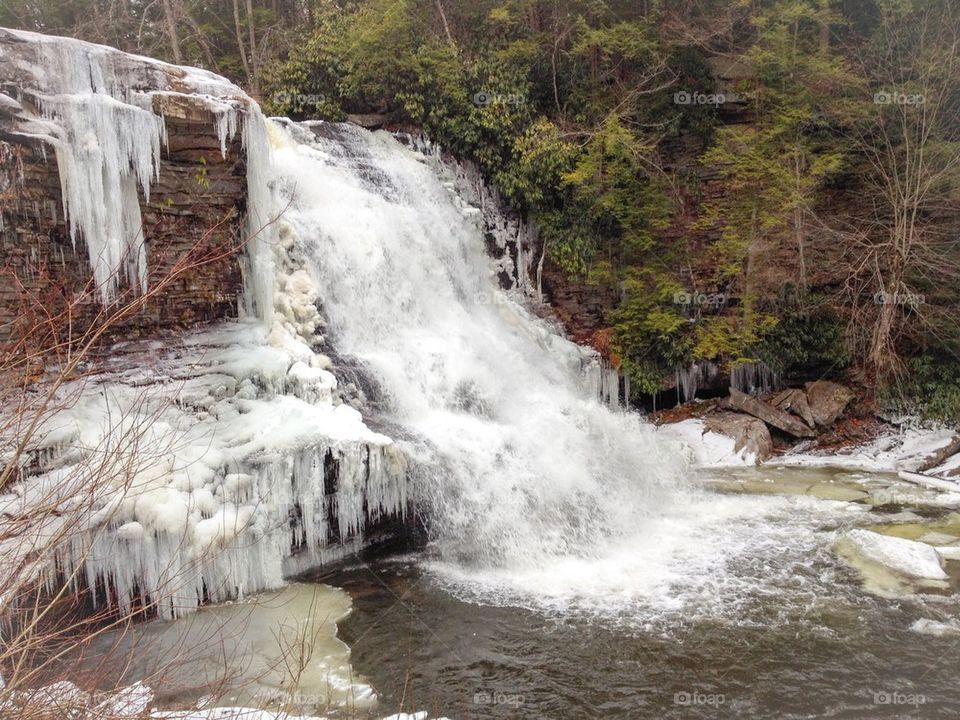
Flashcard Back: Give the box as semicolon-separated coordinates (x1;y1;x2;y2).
238;105;276;323
214;105;239;159
39;93;164;302
730;360;780;396
3;29;275;317
48;435;408;620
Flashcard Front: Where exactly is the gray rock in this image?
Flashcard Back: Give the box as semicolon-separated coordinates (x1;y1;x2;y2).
346;113;389;129
804;380;856;426
775;388;816;428
726;389;817;438
704;412;773;461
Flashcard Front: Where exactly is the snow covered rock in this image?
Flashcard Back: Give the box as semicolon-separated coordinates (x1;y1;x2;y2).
704;412;773;462
658;418;762;467
836;528;950;596
842;529;946;580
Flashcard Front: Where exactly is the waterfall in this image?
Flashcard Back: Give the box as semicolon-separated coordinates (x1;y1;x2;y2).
271;121;689;573
3;30;690;617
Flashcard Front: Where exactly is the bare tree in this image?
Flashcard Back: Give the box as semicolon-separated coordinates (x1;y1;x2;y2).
843;1;960;379
0;219;247;716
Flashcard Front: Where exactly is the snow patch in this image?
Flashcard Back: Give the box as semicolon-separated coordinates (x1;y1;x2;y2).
776;423;960;478
657;419;758;467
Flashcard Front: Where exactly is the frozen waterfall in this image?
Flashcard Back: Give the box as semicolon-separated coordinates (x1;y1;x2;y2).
0;27;274;314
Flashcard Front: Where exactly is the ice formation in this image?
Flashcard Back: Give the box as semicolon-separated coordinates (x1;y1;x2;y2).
0;99;407;617
0;28;273;312
836;528;949;596
3;317;407;619
403;133;543;299
0;32;403;621
677;360;722;402
730;359;780;396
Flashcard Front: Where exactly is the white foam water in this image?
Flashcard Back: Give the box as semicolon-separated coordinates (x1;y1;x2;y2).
424;492;854;627
269;121;690;580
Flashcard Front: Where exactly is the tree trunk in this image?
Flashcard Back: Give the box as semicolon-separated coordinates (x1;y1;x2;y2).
435;0;454;47
869;254;904;377
244;0;259;94
793;205;806;290
232;0;254;90
160;0;183;64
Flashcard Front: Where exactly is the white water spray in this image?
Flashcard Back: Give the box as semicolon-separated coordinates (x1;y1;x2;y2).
270;121;691;573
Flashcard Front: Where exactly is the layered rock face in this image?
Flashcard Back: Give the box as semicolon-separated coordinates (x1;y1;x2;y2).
0;28;255;345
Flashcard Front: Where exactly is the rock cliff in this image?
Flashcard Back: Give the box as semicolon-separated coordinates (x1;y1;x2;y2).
0;28;258;346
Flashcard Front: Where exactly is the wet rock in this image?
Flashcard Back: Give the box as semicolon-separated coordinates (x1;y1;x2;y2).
346;113;389;129
725;389;817;438
804;381;856;427
704;412;773;462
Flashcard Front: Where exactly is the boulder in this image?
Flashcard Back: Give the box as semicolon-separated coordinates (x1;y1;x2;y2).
804;380;856;426
704;412;773;462
346;113;389;129
725;389;817;438
774;388;816;429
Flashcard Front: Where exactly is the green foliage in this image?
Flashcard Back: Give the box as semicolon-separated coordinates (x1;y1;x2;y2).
610;268;690;395
889;356;960;426
260;6;348;119
500;119;576;209
754;287;850;376
194;157;210;190
14;0;959;400
561;118;670;260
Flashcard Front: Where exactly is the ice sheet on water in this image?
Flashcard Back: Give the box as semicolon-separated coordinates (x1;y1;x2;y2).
841;529;947;581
